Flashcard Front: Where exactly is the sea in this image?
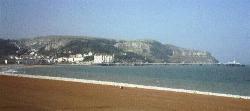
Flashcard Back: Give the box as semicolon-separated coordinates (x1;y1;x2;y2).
1;64;250;97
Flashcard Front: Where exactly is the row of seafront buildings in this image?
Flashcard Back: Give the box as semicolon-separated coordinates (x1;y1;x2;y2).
93;54;114;64
2;51;115;65
3;55;54;65
56;52;114;64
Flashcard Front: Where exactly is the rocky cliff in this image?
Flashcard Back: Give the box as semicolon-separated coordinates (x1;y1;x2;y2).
115;40;218;63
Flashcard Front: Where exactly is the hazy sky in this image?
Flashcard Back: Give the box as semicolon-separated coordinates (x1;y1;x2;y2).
1;0;250;64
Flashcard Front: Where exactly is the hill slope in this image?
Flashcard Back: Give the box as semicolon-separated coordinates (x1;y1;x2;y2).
3;36;218;63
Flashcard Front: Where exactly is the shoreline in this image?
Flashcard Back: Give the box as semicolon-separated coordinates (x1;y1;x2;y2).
1;72;250;100
1;63;248;66
1;74;250;111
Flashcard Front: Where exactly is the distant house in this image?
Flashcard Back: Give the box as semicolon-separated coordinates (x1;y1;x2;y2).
67;54;84;63
57;57;68;63
75;54;83;58
83;51;93;57
57;57;63;63
67;57;74;62
94;54;114;64
4;59;7;64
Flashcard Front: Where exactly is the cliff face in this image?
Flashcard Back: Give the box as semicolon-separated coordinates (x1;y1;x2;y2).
18;37;72;51
165;44;218;63
9;36;218;63
115;40;218;63
114;40;172;62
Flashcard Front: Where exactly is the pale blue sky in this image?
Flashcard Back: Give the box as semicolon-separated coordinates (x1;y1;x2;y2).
1;0;250;64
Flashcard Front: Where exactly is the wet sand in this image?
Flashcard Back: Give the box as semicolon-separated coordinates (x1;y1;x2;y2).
1;75;250;111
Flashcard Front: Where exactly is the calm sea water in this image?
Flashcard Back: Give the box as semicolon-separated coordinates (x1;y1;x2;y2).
2;65;250;96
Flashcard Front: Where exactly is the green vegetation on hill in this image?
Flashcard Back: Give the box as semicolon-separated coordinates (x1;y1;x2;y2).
0;39;19;58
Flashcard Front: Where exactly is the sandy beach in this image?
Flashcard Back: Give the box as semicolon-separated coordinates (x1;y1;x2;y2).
1;75;250;111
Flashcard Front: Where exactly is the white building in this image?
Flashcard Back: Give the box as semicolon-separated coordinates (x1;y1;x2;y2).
68;54;84;63
72;57;84;63
57;57;67;63
75;54;83;58
67;57;74;62
4;59;7;64
94;54;114;64
56;54;84;63
83;51;93;57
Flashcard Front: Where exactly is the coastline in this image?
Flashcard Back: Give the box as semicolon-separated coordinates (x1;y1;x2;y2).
1;74;250;111
1;72;250;100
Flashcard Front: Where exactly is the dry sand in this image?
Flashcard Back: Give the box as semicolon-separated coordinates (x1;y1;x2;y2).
1;75;250;111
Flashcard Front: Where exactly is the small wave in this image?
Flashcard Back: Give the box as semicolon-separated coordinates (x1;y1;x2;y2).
2;69;18;73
